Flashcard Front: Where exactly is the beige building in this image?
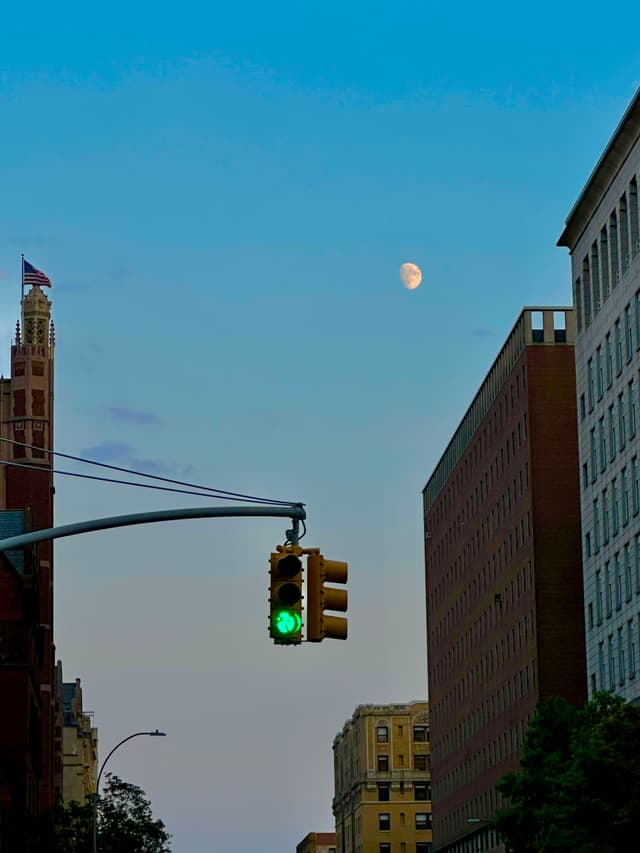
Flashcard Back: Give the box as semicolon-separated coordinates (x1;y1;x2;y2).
333;702;432;853
62;677;98;805
297;831;337;853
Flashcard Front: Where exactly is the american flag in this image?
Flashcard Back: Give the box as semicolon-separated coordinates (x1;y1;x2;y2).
23;259;52;288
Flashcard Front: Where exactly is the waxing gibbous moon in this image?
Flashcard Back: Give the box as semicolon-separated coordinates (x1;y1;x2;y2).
400;262;422;290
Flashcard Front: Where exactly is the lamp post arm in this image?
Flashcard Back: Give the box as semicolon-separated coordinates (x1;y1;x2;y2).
96;731;159;795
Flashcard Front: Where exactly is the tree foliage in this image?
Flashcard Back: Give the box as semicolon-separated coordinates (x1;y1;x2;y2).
44;773;171;853
98;773;171;853
495;692;640;852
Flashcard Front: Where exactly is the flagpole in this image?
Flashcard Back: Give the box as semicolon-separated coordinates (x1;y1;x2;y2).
21;253;24;303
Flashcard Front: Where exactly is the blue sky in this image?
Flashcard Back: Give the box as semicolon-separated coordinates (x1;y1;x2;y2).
1;3;640;851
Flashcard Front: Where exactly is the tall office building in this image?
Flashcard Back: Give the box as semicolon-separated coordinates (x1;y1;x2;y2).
0;282;57;850
558;87;640;705
333;702;432;853
422;308;586;852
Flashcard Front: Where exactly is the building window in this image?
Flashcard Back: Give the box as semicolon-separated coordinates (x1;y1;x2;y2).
615;552;623;610
378;785;390;801
609;634;616;689
623;467;630;525
625;544;633;602
580;393;586;420
590;430;597;482
599;418;607;473
636;535;640;593
415;813;431;831
605;561;613;617
606;332;613;385
379;813;391;831
609;405;617;459
596;570;603;624
594;497;601;551
413;726;427;742
379;845;391;853
378;755;389;771
597;346;604;398
583;463;589;490
633;457;640;515
619;394;627;450
626;304;634;360
612;478;620;534
413;754;427;771
599;641;606;688
377;726;389;743
618;627;626;685
628;620;636;678
416;845;432;853
603;487;610;543
616;318;623;374
630;380;637;437
415;783;430;800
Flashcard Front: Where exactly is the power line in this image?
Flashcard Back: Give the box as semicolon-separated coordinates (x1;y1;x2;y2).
1;458;280;503
0;435;298;506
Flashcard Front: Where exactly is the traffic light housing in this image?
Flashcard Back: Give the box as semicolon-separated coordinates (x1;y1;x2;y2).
306;551;348;641
269;545;303;644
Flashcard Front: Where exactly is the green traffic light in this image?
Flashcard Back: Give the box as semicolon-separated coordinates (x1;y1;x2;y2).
274;609;302;636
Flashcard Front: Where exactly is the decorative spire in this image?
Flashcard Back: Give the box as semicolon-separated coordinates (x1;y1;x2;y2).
49;320;56;348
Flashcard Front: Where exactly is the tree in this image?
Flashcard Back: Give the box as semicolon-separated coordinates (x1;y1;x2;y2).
495;692;640;852
44;773;171;853
97;774;172;853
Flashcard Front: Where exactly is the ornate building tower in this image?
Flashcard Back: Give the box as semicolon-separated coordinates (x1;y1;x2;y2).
0;283;57;850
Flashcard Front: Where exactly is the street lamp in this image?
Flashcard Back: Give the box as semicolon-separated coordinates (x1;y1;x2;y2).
92;729;166;853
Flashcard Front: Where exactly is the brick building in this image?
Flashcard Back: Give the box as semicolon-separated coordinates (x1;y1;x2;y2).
422;308;586;852
0;283;58;850
333;702;432;853
558;87;640;704
296;831;337;853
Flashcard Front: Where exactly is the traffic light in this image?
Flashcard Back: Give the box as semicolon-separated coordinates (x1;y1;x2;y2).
269;545;303;644
306;551;348;641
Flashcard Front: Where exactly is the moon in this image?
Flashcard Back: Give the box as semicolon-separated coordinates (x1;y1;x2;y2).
400;262;422;290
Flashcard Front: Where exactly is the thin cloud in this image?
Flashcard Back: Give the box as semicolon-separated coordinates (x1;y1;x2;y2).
107;406;162;427
472;327;496;338
81;440;174;476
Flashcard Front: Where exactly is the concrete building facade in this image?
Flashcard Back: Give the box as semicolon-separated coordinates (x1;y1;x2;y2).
558;88;640;705
333;701;432;853
0;283;58;850
61;675;98;806
422;308;586;852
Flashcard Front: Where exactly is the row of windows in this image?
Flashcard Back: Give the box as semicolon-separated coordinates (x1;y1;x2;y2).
575;174;640;332
591;535;640;624
377;813;432;831
425;360;527;512
369;844;432;853
594;613;640;692
432;532;532;662
375;754;429;772
584;299;640;419
585;459;640;557
585;382;637;490
377;783;431;802
432;544;531;644
434;663;536;764
376;725;429;743
433;597;535;702
431;415;529;567
437;716;531;802
439;788;506;853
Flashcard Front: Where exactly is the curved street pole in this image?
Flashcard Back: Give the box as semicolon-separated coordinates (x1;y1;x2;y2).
92;729;166;853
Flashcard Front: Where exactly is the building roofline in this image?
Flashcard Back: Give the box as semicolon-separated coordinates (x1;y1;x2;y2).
557;87;640;250
422;307;574;511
